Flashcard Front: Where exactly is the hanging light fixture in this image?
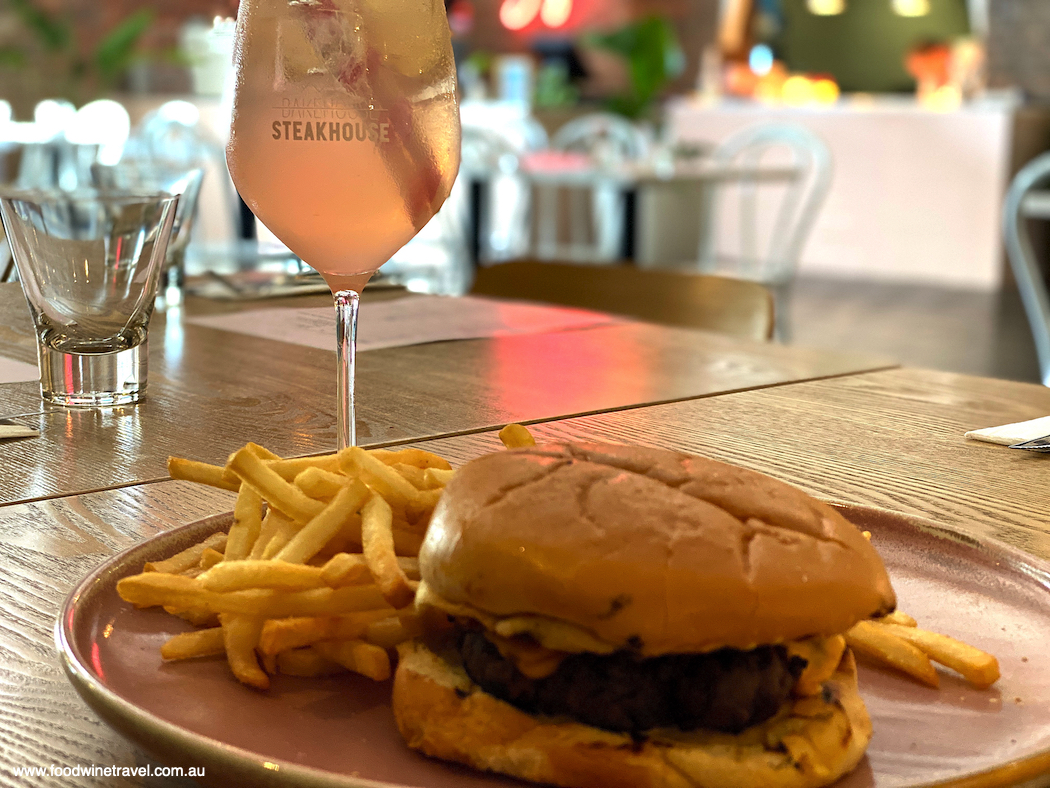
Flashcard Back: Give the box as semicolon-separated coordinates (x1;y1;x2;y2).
892;0;930;16
806;0;846;14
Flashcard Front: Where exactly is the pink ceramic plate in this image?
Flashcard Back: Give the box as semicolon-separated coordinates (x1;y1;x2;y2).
57;505;1050;788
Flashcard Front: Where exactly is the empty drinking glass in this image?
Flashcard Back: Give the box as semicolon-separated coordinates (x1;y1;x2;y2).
91;162;204;308
0;190;179;407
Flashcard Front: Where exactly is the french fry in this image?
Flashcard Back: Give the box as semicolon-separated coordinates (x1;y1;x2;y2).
313;639;391;681
397;556;421;580
117;572;393;617
276;647;347;677
145;533;228;574
391;462;427;490
320;552;372;587
261;514;301;560
198;560;328;592
308;514;364;564
361;494;416;608
266;453;341;482
168;456;240;492
199;548;225;571
295;467;351;500
257;610;392;655
244;442;281;461
845;620;939;688
369;448;452;471
225;485;263;562
340;447;419;513
227;447;325;523
320;553;419;587
161;627;226;661
363;614;424;650
276;480;370;564
220;614;268;690
249;509;288;561
878;610;918;627
876;623;1000;688
406;488;442;519
163;606;219;628
499;423;535;449
423;467;454;488
260;652;278;675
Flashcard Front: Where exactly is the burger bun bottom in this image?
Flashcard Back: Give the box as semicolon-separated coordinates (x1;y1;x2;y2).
392;638;872;788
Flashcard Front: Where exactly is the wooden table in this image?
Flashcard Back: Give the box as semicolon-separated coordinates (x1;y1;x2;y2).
0;283;892;505
0;367;1048;786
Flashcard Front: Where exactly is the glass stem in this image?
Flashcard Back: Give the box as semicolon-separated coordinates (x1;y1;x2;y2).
334;289;360;449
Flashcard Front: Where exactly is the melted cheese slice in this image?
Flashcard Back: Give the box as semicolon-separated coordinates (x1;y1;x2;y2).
415;581;618;654
788;634;847;696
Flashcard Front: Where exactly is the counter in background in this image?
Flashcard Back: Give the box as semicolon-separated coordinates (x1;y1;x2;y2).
666;95;1050;290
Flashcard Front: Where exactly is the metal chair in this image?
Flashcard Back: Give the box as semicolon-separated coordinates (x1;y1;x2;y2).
461;125;532;263
1003;152;1050;386
471;259;775;342
534;113;650;264
697;123;832;340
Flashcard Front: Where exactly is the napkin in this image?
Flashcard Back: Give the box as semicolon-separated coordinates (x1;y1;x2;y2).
964;415;1050;446
0;422;39;440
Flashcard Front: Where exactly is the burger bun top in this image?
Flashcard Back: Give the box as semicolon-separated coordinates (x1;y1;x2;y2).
420;442;896;655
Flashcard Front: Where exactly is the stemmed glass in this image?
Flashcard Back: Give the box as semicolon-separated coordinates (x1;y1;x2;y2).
226;0;461;447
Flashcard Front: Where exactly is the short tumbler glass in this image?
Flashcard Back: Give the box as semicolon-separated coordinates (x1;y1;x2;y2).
91;162;204;309
0;191;179;407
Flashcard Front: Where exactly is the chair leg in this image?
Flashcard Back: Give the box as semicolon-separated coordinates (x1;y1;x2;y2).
772;282;792;343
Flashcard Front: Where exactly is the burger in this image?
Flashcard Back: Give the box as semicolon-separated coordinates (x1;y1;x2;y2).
392;442;896;788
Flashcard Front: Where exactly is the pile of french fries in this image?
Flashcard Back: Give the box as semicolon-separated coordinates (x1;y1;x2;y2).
116;424;537;690
117;442;458;689
845;610;999;689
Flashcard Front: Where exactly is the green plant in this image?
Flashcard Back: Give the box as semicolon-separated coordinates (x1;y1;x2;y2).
586;16;685;119
0;0;155;104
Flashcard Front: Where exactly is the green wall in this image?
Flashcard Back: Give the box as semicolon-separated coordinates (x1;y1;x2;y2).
775;0;971;93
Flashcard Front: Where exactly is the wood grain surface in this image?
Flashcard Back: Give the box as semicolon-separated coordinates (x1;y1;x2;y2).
0;283;893;505
0;366;1047;785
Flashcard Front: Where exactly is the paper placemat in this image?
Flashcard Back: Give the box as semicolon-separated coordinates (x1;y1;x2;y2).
185;295;624;353
0;355;39;384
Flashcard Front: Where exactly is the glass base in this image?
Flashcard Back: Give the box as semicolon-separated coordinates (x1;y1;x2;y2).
39;341;148;407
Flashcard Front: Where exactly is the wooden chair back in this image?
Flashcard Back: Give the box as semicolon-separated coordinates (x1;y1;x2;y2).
471;260;775;342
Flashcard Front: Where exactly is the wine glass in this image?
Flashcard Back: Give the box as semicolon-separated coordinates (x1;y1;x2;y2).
227;0;461;447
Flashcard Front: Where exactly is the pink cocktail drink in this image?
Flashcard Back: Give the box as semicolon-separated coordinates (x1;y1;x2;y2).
227;0;461;442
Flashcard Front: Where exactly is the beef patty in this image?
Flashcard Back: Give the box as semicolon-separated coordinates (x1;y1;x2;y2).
458;629;807;735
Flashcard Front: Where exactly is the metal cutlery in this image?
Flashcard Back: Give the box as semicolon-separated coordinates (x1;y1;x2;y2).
1008;434;1050;452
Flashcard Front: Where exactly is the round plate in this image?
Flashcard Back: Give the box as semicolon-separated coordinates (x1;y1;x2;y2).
56;505;1050;788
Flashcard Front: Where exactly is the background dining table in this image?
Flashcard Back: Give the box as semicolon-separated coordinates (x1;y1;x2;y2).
0;282;1048;786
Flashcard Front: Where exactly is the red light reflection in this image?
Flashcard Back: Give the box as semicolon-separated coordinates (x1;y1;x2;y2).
90;641;105;681
486;325;654;419
500;0;574;30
